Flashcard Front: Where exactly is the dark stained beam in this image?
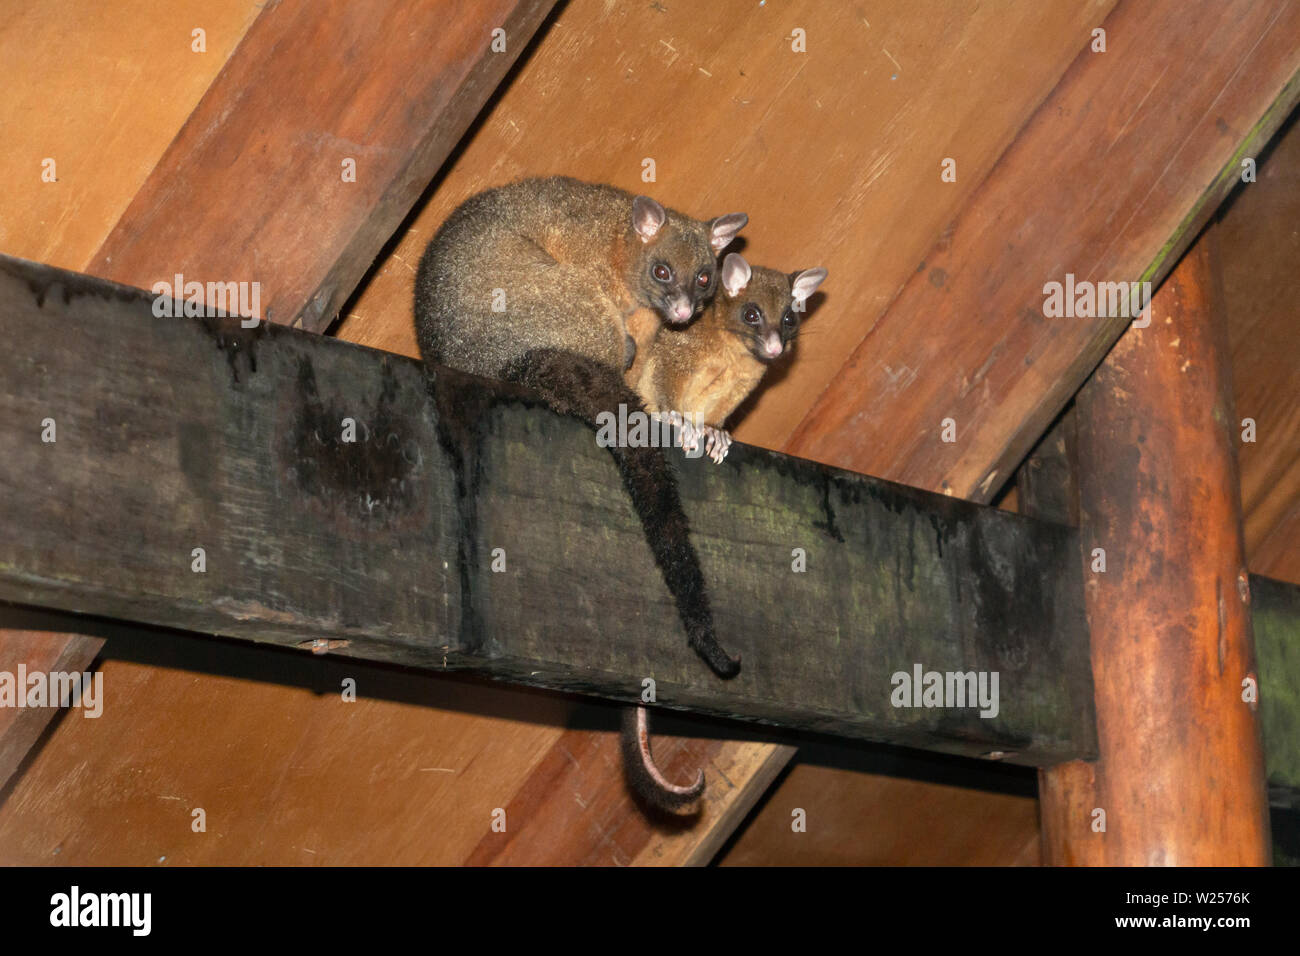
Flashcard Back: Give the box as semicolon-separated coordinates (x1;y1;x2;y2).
0;253;1096;766
1254;575;1300;810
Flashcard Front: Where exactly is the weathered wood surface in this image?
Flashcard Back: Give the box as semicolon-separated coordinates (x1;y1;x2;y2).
1255;576;1300;809
785;0;1300;503
0;253;1096;765
1038;237;1271;865
86;0;556;332
1017;407;1300;813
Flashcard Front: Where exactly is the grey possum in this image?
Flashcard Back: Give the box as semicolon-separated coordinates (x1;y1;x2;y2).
413;176;747;809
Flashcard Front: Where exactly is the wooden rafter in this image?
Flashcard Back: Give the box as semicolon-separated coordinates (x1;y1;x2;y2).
87;0;556;332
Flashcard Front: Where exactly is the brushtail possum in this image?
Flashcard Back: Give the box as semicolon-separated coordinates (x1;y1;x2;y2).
413;176;749;809
631;252;827;462
620;252;826;807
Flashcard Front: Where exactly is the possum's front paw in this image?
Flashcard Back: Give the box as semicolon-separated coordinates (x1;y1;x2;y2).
702;426;731;463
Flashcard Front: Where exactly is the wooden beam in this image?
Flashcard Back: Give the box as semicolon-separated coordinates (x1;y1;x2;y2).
0;253;1096;766
86;0;555;332
1253;575;1300;810
784;0;1300;503
1038;235;1271;865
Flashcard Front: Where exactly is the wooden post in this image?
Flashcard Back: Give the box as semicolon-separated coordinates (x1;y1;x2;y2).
1038;234;1271;865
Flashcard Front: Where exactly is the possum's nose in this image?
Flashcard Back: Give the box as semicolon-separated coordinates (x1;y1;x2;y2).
763;331;783;358
670;297;693;322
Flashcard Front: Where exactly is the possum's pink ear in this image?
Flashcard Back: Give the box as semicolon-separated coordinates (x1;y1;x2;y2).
791;267;827;303
709;212;748;251
632;196;667;242
720;253;752;297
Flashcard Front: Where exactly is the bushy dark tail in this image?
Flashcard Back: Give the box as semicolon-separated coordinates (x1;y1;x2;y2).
500;348;740;676
499;348;738;811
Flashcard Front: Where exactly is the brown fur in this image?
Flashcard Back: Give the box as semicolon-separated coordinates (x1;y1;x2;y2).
629;263;813;429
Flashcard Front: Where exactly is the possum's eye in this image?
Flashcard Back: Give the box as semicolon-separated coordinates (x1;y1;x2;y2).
742;304;762;325
696;270;711;289
652;263;672;282
782;309;797;328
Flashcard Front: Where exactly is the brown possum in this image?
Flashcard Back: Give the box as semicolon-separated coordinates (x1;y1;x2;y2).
621;252;826;809
413;176;749;810
631;252;827;462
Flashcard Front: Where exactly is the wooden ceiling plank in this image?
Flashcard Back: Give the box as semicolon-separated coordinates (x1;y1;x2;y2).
0;0;264;269
784;0;1300;505
85;0;556;332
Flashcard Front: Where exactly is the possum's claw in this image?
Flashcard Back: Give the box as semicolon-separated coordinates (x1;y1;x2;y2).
702;426;731;463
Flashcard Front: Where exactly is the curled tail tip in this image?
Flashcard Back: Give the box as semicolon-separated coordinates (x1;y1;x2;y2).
622;705;706;813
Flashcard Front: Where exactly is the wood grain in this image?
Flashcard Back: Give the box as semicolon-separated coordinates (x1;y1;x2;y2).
721;760;1040;867
0;632;104;792
0;0;263;269
0;631;573;865
1218;113;1300;586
